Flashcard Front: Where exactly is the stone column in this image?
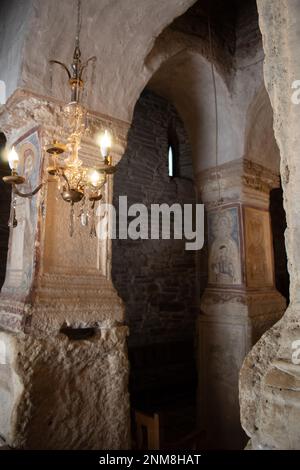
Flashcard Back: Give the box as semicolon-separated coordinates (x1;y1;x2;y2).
239;0;300;450
196;159;286;449
0;90;130;449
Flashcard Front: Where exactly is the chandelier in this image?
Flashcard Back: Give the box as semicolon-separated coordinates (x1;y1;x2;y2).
2;0;116;237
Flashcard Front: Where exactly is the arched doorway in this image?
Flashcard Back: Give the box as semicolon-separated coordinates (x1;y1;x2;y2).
112;89;199;449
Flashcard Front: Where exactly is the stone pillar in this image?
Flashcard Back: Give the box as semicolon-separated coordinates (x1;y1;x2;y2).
196;159;286;449
0;90;131;449
239;0;300;450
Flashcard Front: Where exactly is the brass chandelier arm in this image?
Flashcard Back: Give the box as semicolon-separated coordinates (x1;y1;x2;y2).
79;56;97;80
49;60;71;80
61;171;71;191
89;194;102;203
12;183;44;198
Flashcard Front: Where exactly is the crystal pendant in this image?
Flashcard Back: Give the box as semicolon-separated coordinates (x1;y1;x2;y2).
80;212;88;226
89;207;96;238
69;203;75;237
8;197;18;228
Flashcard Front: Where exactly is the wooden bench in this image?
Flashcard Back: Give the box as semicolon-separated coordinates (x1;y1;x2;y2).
135;410;160;450
134;408;201;450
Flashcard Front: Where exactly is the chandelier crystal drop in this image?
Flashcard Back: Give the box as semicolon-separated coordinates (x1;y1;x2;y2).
2;0;116;237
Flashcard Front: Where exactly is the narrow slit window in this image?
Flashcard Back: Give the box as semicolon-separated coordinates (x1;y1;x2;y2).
167;123;179;178
168;145;174;177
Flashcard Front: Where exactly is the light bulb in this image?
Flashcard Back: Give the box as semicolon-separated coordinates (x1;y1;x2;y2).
89;169;106;188
8;146;19;172
98;130;112;158
90;170;100;187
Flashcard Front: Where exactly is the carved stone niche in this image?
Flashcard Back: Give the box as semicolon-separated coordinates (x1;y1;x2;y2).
195;159;286;450
0;90;131;449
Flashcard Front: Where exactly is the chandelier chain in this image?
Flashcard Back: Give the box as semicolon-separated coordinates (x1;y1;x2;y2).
76;0;82;47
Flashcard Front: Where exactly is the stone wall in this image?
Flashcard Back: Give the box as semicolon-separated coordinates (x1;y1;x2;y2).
0;91;131;449
113;90;196;347
239;0;300;450
112;90;198;406
0;0;33;100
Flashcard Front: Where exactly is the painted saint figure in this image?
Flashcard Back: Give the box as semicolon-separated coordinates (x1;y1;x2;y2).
208;209;241;285
247;218;268;283
6;136;41;292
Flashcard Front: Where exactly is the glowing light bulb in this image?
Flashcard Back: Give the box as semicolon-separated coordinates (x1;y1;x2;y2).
99;130;111;158
89;170;101;187
8;146;19;172
89;170;106;189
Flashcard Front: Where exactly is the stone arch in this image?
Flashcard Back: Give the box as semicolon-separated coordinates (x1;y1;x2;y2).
110;2;246;446
4;0;197;122
147;50;238;175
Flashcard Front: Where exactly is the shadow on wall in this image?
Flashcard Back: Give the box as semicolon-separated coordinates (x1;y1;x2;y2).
270;187;290;304
245;85;289;303
0;132;10;289
111;90;200;425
